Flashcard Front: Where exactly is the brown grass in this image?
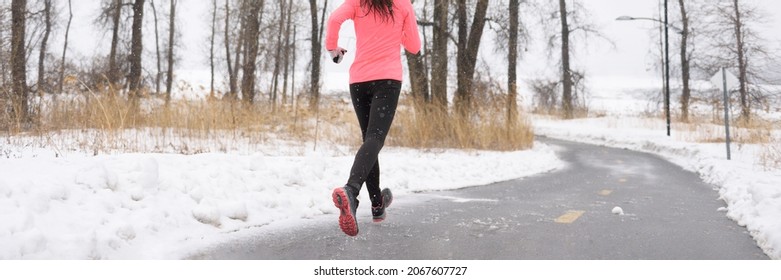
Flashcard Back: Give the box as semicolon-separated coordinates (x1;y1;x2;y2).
389;97;534;151
760;139;781;170
671;115;776;144
2;89;534;155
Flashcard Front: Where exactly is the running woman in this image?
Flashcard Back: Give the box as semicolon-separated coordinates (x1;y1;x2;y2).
326;0;420;236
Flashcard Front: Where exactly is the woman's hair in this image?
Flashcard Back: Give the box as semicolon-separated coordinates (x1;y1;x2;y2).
361;0;394;23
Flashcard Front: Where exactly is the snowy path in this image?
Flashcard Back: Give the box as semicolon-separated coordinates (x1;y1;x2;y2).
194;138;766;259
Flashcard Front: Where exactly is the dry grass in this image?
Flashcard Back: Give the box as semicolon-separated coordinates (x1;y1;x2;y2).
2;89;534;155
626;114;780;170
671;115;776;144
760;139;781;170
390;97;534;151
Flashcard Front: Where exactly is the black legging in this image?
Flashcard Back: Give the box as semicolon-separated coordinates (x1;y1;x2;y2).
346;79;401;207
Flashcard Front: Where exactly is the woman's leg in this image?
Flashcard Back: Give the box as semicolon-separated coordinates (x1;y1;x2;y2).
347;80;401;206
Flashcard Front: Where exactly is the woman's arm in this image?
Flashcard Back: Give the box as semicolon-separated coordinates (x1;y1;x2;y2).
325;0;356;51
401;2;421;54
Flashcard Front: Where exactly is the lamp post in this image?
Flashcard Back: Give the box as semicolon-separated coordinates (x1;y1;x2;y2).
616;1;675;137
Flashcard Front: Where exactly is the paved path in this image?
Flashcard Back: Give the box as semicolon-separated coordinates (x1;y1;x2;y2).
196;138;767;259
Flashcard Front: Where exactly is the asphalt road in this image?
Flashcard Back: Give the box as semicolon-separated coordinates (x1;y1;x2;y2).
194;138;767;260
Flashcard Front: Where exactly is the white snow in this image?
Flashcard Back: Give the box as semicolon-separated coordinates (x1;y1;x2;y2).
0;141;562;259
612;206;624;215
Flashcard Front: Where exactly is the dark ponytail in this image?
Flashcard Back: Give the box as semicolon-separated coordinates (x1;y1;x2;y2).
361;0;394;23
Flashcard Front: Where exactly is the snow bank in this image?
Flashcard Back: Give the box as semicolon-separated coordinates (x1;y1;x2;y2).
534;116;781;259
0;143;561;259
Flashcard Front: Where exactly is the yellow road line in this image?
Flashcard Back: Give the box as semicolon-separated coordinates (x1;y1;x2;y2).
599;189;613;196
618;178;628;183
554;210;585;224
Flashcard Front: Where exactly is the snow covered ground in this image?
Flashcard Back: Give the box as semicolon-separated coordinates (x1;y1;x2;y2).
0;139;562;259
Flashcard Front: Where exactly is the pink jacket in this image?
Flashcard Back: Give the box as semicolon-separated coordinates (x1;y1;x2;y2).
326;0;421;84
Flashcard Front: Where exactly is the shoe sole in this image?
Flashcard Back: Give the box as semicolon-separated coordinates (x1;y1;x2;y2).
333;188;358;236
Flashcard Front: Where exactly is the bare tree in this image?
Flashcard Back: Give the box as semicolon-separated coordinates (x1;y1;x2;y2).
405;0;429;104
488;0;531;122
1;8;8;87
11;0;28;123
406;50;429;102
507;0;520;124
127;0;145;95
150;0;162;95
536;0;606;119
223;0;246;100
281;0;296;105
209;0;216;98
430;0;448;109
230;1;244;100
240;0;263;104
701;0;779;121
676;0;692;122
107;0;123;86
454;0;490;115
558;0;573;119
270;0;287;108
36;0;51;96
308;0;327;108
58;0;72;94
165;0;176;103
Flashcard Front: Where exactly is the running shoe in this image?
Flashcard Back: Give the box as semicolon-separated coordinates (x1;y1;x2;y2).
332;186;360;236
371;188;393;222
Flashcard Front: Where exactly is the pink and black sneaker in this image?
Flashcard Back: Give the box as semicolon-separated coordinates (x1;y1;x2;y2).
332;186;360;236
371;188;393;222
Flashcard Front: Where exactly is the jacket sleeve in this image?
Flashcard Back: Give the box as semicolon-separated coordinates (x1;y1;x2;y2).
401;2;421;54
325;0;355;51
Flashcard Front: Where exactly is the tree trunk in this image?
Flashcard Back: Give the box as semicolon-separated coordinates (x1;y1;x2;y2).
455;0;489;116
58;0;73;94
507;0;519;125
281;0;294;105
165;0;176;103
404;0;427;103
241;0;262;104
150;0;161;95
11;0;28;123
232;23;244;100
224;0;236;99
308;0;325;109
559;0;573;119
455;0;466;111
1;17;7;87
732;0;750;121
108;0;122;86
677;0;690;122
291;25;297;105
271;0;287;108
406;51;429;103
128;0;145;95
430;0;448;110
37;0;52;96
209;0;216;98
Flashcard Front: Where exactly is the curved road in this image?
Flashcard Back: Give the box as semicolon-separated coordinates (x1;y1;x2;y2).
195;138;767;260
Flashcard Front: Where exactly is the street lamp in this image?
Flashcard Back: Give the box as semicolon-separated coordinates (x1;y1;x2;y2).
616;1;674;137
